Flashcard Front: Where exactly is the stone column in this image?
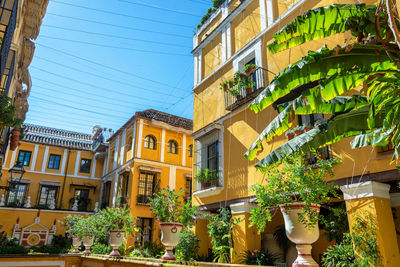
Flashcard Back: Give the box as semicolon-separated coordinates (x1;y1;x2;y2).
230;202;261;263
341;181;400;266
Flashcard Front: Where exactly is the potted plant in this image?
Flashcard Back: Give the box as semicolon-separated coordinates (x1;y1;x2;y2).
219;80;229;92
97;207;136;257
249;152;340;267
292;125;304;136
62;215;84;254
285;129;295;140
74;215;98;255
0;94;23;151
243;64;257;76
304;125;314;132
194;168;219;189
149;187;197;260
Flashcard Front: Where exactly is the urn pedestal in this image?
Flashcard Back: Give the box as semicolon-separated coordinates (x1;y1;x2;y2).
108;230;125;257
82;236;94;255
160;222;183;260
71;236;81;254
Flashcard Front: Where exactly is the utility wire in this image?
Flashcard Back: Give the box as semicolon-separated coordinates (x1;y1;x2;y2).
26;114;105;129
30;66;178;104
34;56;188;96
41;25;191;48
30;96;130;119
118;0;202;17
49;0;193;29
39;35;191;57
35;43;190;91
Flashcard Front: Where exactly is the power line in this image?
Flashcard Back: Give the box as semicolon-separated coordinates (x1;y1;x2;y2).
35;43;191;91
41;25;191;48
38;35;191;57
30;66;177;104
29;96;130;119
34;56;188;96
26;114;104;130
117;0;202;17
49;1;193;29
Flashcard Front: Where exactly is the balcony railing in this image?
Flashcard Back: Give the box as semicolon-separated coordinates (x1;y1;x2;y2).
0;0;18;79
224;68;269;111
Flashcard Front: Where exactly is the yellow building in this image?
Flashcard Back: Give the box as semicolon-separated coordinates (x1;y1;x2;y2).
0;123;104;244
96;109;193;247
191;0;400;265
0;0;49;169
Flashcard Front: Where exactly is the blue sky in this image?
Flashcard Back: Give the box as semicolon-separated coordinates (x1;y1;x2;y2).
25;0;210;134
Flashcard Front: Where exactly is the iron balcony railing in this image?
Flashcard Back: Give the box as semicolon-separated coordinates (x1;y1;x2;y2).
0;0;18;79
224;68;269;111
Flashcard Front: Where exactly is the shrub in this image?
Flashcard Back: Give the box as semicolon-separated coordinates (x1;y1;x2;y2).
212;0;225;9
128;242;164;258
240;249;281;266
322;234;356;267
0;237;27;254
91;243;112;255
175;229;199;261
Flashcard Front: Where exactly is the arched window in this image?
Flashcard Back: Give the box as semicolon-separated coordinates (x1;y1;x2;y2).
144;135;156;150
188;144;193;157
168;140;178;154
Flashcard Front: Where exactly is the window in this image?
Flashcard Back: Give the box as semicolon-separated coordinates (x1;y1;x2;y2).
378;143;394;154
185;178;192;200
168;140;178;154
73;189;90;211
137;172;155;204
38;186;58;208
6;183;27;207
135;218;153;247
144;135;156;150
207;141;218;171
47;154;61;169
299;113;324;126
188;145;193;157
79;158;91;173
101;181;111;209
17;150;31;166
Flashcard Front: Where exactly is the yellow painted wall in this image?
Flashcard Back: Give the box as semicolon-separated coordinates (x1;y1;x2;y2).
199;13;223;44
231;0;261;53
202;32;223;78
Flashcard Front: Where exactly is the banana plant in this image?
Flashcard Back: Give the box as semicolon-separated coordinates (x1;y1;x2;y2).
245;2;400;169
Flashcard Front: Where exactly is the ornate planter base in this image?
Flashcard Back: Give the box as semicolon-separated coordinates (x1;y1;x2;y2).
82;236;94;255
292;244;318;267
71;236;81;254
160;222;183;261
108;230;125;257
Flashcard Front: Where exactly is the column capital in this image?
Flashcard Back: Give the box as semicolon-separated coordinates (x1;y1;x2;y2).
340;181;390;200
230;202;257;214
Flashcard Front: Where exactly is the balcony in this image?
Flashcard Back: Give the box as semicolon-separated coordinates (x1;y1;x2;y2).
224;68;269;111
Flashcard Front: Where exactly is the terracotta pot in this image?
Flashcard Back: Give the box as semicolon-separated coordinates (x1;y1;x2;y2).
160;222;183;260
71;236;81;254
9;129;20;151
245;70;252;76
223;85;228;91
304;126;313;132
82;235;94;255
286;132;295;140
280;202;320;267
236;95;243;101
246;87;254;95
108;230;125;257
294;129;303;136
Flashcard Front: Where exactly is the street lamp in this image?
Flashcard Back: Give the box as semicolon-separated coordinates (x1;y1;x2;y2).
0;161;25;191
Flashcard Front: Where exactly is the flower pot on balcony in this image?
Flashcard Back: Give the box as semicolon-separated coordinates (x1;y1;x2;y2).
286;132;295;140
160;222;183;260
294;129;303;136
280;203;320;267
108;230;125;257
246;87;254;95
71;236;81;254
82;235;94;255
236;95;243;101
9;128;20;151
304;126;313;132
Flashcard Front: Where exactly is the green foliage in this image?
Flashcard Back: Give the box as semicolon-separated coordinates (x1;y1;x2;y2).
61;214;84;237
91;243;113;255
240;249;281;266
0;94;23;129
322;215;382;267
194;168;218;183
273;225;293;262
149;187;197;226
73;215;101;238
319;202;349;243
212;0;225;9
243;64;257;74
96;206;136;234
207;208;243;263
0;236;27;254
128;242;164;258
250;152;340;232
175;229;200;261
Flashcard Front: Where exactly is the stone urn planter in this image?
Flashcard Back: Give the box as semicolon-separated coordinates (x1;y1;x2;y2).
71;236;81;254
82;235;94;255
280;203;320;267
160;222;183;260
108;230;125;257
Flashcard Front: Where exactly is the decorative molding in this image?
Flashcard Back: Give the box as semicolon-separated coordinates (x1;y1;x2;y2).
340;181;390;200
133;158;192;171
60;149;68;175
161;128;166;162
390;193;400;207
41;146;49;172
192;122;222;140
30;145;39;171
138;165;162;173
73;151;81;176
2;167;102;180
0;261;65;267
169;166;177;189
39;181;61;187
230;201;257;214
193;186;223;198
136;119;144;158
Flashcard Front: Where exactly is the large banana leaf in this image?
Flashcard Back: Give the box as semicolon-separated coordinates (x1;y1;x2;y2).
350;127;394;149
249;45;399;113
245;93;369;160
254;107;384;169
268;4;376;54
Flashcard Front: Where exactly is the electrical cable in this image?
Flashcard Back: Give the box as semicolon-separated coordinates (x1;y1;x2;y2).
49;1;193;29
117;0;202;17
38;35;191;57
41;25;191;48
